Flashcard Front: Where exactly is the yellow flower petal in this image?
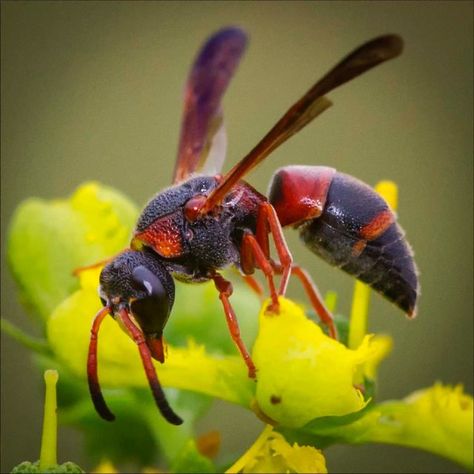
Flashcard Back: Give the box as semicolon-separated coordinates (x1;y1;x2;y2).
7;181;137;321
227;425;327;474
70;182;136;250
252;298;379;428
396;383;473;468
319;383;474;470
373;383;474;470
362;334;393;380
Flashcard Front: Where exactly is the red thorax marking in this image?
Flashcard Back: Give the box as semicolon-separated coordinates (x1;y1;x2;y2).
133;211;184;258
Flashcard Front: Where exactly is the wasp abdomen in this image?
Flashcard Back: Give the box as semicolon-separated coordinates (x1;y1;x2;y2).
285;170;419;316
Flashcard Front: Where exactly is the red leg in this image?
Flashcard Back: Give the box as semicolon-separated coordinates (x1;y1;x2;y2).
241;232;279;309
255;203;270;258
212;273;257;378
118;308;182;425
87;306;115;421
254;202;336;338
256;202;293;296
272;262;338;339
241;274;264;298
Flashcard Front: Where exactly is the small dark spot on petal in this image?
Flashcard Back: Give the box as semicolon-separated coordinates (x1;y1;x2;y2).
270;395;281;405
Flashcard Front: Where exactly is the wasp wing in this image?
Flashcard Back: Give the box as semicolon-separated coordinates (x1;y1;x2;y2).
201;34;403;213
172;27;247;183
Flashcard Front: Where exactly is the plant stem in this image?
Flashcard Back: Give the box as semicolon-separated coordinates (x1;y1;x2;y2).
39;369;59;471
0;318;49;354
348;281;371;350
324;291;338;313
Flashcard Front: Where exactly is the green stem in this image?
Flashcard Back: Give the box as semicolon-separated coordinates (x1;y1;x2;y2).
348;281;370;350
324;291;338;314
0;318;49;354
39;369;58;471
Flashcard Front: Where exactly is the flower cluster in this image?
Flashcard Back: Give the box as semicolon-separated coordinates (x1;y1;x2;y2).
3;181;473;473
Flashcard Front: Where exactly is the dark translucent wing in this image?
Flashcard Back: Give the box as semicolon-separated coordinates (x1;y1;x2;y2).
201;35;403;213
172;27;248;183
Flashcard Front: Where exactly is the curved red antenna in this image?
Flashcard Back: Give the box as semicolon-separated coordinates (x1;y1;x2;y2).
118;308;183;425
87;306;115;421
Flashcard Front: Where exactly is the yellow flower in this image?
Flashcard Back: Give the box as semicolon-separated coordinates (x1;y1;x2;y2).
92;459;118;473
311;383;473;470
375;383;474;470
6;181;138;322
252;298;388;428
47;267;255;407
227;425;327;474
361;334;392;380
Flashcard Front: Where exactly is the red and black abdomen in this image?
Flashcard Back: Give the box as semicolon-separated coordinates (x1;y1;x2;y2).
269;166;419;316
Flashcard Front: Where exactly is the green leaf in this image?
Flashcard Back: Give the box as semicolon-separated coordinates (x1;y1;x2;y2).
58;388;213;468
11;461;40;473
7;182;138;322
60;391;159;467
11;461;85;473
139;389;213;465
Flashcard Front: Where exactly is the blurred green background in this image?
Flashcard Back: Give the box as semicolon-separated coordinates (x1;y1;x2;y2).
1;1;472;472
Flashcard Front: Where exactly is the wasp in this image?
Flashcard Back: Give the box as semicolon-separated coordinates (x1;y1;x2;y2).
87;27;419;425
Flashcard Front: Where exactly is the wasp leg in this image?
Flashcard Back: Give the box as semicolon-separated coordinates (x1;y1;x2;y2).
212;273;257;379
272;262;337;339
255;202;336;337
241;232;279;310
241;274;264;298
256;202;293;296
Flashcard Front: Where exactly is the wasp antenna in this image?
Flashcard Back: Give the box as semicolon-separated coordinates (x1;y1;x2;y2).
119;308;183;425
87;306;116;421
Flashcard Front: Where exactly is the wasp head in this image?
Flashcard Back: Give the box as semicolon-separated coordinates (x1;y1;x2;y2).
99;249;175;361
88;249;182;425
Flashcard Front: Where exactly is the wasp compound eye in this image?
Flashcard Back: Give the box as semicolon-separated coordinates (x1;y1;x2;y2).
130;265;174;363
